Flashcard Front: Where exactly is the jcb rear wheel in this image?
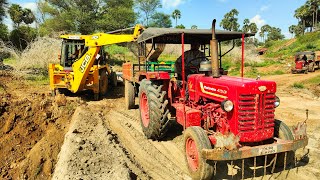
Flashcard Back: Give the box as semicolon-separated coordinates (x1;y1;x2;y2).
139;79;169;140
110;72;118;87
274;119;295;168
99;69;108;97
125;80;135;110
184;126;213;180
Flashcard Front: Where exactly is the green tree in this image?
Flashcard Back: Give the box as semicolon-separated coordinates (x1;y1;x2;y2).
176;24;185;29
220;9;240;31
294;4;311;34
242;18;250;32
260;24;271;42
0;0;7;21
267;27;284;41
191;25;197;29
136;0;161;26
307;0;320;29
96;0;136;32
249;23;258;33
289;25;296;37
171;9;181;27
8;4;24;27
8;4;35;27
39;0;136;34
0;23;8;41
149;12;172;28
9;26;37;50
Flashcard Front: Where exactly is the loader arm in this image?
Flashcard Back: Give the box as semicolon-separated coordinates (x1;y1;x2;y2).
67;24;143;93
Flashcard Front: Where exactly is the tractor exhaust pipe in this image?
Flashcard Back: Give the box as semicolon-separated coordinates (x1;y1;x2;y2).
211;19;220;78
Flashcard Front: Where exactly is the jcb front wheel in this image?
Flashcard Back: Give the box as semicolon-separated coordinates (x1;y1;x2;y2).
139;79;169;140
184;126;213;180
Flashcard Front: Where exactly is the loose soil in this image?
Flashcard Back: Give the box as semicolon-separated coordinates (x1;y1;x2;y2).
1;69;319;179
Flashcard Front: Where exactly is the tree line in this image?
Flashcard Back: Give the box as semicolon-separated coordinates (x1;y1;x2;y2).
290;0;320;37
0;0;190;51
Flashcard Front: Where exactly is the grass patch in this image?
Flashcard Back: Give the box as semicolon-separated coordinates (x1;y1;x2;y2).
26;74;49;86
292;82;304;89
303;75;320;85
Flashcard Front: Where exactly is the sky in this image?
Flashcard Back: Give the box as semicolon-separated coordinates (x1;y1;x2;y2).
5;0;307;39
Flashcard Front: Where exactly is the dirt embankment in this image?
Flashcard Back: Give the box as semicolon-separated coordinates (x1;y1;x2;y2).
0;71;79;179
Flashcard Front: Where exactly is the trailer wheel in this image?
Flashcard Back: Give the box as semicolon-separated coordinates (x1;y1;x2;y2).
125;80;135;110
184;126;213;180
308;62;315;72
99;69;108;96
139;79;169;140
274;119;295;167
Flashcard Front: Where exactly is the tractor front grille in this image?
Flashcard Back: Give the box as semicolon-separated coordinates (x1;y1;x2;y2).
238;93;275;132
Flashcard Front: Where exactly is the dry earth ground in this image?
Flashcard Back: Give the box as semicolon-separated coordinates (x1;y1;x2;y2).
1;69;319;179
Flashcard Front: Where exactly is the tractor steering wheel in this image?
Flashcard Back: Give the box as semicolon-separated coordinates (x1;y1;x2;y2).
185;56;208;74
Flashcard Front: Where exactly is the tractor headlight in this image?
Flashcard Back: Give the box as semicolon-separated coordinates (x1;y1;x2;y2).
274;96;280;108
221;100;234;112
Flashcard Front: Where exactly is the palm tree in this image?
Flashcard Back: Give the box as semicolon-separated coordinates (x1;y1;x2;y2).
242;18;250;32
307;0;320;29
171;9;181;27
294;5;310;34
289;25;296;38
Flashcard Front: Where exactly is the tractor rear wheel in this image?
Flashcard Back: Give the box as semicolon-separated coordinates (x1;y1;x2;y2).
139;79;169;140
99;68;108;97
184;126;213;180
125;80;135;110
274;119;295;168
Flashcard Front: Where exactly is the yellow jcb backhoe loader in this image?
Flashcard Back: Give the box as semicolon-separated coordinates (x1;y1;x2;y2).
48;25;143;100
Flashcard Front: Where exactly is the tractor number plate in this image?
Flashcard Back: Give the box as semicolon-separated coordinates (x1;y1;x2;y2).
259;145;277;155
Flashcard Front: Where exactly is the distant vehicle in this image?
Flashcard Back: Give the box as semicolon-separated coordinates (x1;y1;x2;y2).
291;51;319;74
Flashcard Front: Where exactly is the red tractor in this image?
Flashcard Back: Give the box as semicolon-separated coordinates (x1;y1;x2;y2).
291;51;317;74
122;20;308;179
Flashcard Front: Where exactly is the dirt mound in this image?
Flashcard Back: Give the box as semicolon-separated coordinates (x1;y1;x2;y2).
0;72;79;179
53;105;149;180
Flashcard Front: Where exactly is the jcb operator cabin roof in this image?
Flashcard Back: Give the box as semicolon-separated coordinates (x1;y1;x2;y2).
137;28;255;44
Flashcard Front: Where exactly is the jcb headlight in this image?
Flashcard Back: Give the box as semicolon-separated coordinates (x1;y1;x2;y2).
274;96;280;108
221;100;234;112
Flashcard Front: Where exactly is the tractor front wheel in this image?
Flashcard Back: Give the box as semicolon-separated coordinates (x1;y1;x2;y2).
125;80;135;110
274;119;295;168
139;79;169;140
184;126;213;180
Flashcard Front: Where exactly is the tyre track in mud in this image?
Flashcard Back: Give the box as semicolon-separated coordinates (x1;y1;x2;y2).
105;109;190;180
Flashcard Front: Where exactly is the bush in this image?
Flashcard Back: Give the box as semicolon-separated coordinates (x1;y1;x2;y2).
292;82;304;89
9;26;37;51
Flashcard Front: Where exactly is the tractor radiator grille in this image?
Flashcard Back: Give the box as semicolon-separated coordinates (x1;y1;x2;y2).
238;93;275;132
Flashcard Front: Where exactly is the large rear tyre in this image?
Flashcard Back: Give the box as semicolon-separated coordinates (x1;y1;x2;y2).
184;126;213;180
125;80;135;110
99;69;108;97
274;119;295;168
139;79;169;140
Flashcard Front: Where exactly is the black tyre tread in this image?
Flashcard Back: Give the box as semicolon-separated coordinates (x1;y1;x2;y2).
139;79;170;140
125;80;135;110
184;126;213;180
99;69;108;96
274;119;295;167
